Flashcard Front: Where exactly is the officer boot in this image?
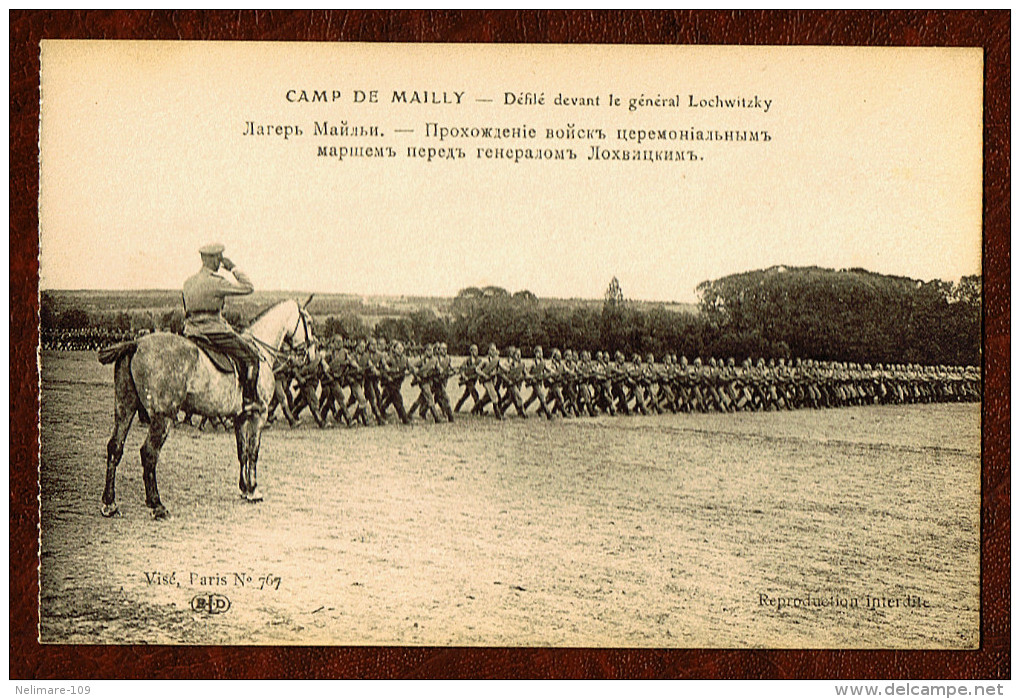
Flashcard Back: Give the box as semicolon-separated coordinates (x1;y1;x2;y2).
242;365;259;413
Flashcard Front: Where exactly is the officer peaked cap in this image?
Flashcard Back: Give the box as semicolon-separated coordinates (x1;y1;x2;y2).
199;243;225;256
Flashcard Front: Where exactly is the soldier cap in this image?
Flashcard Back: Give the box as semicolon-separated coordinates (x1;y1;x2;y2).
199;243;225;256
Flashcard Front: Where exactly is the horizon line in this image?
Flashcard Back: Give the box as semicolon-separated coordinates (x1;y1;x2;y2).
40;287;703;306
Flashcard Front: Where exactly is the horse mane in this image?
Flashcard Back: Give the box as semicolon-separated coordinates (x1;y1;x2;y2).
247;299;296;326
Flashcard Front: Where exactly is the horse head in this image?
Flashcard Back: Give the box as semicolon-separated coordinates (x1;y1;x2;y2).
246;299;316;363
290;306;315;352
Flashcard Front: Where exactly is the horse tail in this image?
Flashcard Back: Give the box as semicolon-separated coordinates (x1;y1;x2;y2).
102;341;150;423
98;340;138;365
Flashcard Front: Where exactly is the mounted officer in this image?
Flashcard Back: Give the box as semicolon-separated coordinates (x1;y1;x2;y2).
182;244;261;413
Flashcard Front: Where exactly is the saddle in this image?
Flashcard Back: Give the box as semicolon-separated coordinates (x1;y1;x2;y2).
188;336;240;374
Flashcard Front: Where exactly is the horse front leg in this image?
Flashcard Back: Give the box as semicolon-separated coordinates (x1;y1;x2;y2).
240;414;265;502
234;416;248;496
141;415;172;520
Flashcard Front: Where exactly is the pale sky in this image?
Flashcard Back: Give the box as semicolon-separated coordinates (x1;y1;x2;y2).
39;42;982;302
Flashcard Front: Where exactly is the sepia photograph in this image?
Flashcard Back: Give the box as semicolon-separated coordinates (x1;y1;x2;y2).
34;39;984;651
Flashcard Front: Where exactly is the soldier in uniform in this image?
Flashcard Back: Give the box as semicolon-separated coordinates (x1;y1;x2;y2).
454;344;481;413
655;354;677;413
575;350;597;417
362;338;385;424
433;342;456;422
497;346;528;418
410;343;444;423
289;342;326;428
345;339;373;426
182;244;260;412
318;337;353;427
523;345;555;419
609;351;631;415
592;351;616;416
545;348;568;417
627;354;650;415
473;344;505;419
561;349;580;417
379;340;412;425
267;348;300;427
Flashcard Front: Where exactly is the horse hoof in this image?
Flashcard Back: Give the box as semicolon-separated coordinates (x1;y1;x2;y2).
100;502;120;518
246;489;263;503
150;505;170;520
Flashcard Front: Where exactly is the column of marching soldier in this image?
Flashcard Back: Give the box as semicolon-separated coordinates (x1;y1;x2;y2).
178;337;978;430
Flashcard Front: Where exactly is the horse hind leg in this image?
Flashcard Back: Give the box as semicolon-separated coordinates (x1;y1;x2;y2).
141;415;172;519
102;356;139;517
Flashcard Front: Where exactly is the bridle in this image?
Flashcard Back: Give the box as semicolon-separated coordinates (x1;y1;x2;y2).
249;306;314;362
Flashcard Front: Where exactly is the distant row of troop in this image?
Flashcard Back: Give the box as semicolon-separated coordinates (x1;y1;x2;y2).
238;337;981;429
42;328;137;351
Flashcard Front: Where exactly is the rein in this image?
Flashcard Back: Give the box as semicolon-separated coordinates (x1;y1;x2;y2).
247;307;312;363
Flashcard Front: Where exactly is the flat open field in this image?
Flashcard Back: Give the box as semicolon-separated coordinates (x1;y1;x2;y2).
39;351;980;647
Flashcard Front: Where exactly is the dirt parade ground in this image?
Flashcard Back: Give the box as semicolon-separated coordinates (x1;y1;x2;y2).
39;350;980;647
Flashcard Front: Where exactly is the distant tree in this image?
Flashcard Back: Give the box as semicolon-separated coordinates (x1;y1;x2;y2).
321;313;368;341
376;317;412;342
695;266;981;365
604;276;624;310
409;310;449;345
481;286;510;298
512;289;538;304
600;277;629;352
452;286;485;317
953;275;982;307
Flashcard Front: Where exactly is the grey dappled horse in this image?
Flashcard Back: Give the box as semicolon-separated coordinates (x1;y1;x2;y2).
97;300;314;519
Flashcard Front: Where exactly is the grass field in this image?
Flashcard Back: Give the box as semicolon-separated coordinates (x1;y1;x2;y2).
39;351;980;647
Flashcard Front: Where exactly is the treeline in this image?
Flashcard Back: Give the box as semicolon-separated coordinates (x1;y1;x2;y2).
696;267;981;366
41;267;981;366
310;269;981;366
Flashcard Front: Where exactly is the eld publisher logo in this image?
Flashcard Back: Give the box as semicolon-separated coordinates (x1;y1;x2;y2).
191;593;231;615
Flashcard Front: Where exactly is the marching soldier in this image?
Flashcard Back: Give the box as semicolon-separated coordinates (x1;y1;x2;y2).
318;337;353;427
406;343;444;423
473;344;505;419
379;341;412;425
523;346;554;420
289;342;326;428
497;346;528;418
546;348;569;418
454;344;481;413
267;348;300;427
593;351;616;416
609;351;631;415
345;339;373;426
433;342;456;422
363;338;385;425
574;350;598;417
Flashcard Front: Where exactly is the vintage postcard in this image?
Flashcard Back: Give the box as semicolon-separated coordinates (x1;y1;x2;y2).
38;41;982;647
